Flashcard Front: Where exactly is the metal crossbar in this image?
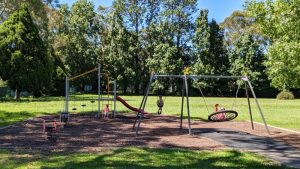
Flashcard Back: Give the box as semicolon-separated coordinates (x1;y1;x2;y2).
153;74;246;79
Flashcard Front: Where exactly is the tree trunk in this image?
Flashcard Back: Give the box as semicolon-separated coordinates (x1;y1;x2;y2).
33;90;43;97
123;81;127;94
134;83;139;94
14;89;21;100
134;0;140;95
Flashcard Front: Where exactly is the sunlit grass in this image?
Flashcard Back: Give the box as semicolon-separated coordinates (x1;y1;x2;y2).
0;147;285;169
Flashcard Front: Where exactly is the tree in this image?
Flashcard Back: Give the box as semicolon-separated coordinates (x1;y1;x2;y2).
264;41;300;90
192;9;210;76
52;0;101;78
101;0;135;93
123;0;146;94
245;0;300;91
160;0;197;66
229;34;268;88
192;10;229;95
221;10;259;47
0;5;53;99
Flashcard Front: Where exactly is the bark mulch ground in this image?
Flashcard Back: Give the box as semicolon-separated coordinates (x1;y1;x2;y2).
0;113;299;153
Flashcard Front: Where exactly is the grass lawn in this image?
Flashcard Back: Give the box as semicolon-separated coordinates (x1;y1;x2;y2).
0;95;299;131
0;147;285;169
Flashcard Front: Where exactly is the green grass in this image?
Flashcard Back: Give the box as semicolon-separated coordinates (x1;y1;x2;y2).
0;95;299;130
0;147;285;169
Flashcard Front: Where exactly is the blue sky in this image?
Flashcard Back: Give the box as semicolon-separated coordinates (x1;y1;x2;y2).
59;0;245;23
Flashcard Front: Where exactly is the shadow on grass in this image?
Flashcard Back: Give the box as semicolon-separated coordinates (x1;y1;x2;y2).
12;148;282;169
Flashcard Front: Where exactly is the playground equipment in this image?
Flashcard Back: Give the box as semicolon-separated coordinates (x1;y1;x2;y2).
42;118;58;141
63;64;117;122
116;96;149;114
156;95;166;114
63;64;146;121
195;78;242;122
133;73;270;135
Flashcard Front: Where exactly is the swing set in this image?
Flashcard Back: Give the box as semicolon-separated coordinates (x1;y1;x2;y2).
62;64;117;122
133;73;270;135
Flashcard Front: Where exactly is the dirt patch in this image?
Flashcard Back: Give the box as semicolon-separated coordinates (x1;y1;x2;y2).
0;114;223;152
0;114;299;152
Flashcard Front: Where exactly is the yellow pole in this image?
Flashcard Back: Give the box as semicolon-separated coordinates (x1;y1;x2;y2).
69;68;97;81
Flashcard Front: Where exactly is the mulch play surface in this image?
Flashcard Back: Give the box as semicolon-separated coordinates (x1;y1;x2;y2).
0;113;299;153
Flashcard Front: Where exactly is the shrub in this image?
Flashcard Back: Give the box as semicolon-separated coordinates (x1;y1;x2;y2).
276;91;295;100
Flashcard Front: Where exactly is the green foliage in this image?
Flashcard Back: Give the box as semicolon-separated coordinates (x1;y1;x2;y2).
276;91;295;100
221;10;260;46
192;10;229;93
160;0;197;66
245;0;300;91
0;79;6;87
104;7;135;93
229;34;268;87
245;0;300;42
52;0;101;77
265;40;300;90
0;5;53;98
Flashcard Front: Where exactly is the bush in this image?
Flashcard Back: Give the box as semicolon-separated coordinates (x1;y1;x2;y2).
276;91;295;100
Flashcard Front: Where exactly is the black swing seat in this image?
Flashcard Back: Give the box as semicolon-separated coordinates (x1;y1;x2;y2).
208;110;238;122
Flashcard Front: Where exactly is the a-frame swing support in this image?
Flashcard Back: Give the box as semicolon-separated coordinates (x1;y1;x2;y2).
133;74;270;135
133;74;192;135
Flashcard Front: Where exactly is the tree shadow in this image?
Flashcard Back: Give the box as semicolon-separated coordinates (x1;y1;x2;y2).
37;147;284;169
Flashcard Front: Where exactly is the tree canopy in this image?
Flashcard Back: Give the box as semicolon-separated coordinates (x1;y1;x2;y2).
0;0;299;97
0;5;53;98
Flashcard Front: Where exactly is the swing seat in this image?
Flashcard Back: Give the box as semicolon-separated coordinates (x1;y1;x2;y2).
208;110;238;122
81;104;86;107
72;108;77;111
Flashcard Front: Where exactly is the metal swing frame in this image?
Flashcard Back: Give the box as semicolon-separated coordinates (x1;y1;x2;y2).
132;74;270;135
64;64;117;122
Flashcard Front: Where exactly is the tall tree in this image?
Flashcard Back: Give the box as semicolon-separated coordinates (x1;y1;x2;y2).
124;0;146;94
0;5;53;98
192;9;210;88
54;0;101;75
101;0;134;93
192;10;229;94
160;0;197;66
245;0;300;91
142;0;161;81
221;10;259;47
229;34;268;88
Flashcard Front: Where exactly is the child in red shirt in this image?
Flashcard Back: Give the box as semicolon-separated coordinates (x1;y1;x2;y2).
102;104;110;119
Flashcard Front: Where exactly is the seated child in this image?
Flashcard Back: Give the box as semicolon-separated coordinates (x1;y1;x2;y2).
214;103;225;120
102;104;110;119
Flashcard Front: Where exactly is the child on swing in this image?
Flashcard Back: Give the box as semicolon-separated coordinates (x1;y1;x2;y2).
214;104;225;120
102;104;110;119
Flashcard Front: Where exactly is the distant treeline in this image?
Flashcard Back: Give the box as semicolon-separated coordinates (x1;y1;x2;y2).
0;0;299;98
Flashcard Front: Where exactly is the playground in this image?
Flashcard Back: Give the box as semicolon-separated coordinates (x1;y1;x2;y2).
0;0;299;167
0;68;300;168
0;69;300;168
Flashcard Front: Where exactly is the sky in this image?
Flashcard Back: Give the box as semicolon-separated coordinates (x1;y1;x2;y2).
59;0;245;23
